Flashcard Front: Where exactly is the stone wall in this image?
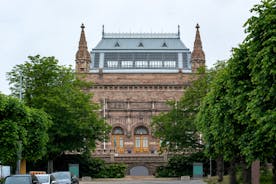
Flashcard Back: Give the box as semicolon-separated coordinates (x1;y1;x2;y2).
84;72;196;175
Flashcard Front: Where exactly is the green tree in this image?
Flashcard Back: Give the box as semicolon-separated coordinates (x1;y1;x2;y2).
22;108;52;161
197;1;276;183
242;0;276;165
7;55;109;171
151;67;212;152
196;63;234;182
0;93;51;165
0;93;27;165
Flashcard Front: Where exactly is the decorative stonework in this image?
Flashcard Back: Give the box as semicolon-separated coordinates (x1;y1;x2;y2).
75;24;91;73
75;25;205;175
191;24;205;72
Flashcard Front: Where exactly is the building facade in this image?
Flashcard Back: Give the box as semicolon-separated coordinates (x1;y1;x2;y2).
75;24;205;175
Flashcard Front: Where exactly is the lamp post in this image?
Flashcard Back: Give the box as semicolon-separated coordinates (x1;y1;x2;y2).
103;98;106;150
16;71;23;174
19;71;22;100
16;141;22;174
210;157;212;176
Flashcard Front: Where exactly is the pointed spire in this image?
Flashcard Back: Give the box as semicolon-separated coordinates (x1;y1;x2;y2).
78;23;88;50
191;23;205;72
75;23;91;73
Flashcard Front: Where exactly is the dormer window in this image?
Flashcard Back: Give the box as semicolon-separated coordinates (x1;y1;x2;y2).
138;42;144;47
115;42;120;47
162;42;168;47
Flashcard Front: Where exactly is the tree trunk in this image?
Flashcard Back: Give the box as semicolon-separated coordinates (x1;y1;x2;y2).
229;159;237;184
241;160;251;184
273;157;276;184
216;155;224;182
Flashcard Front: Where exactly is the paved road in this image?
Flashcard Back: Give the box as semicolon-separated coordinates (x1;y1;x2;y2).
81;181;206;184
80;179;206;184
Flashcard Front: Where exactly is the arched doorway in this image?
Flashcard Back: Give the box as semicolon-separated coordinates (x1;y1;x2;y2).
130;166;149;176
111;126;124;153
134;126;149;153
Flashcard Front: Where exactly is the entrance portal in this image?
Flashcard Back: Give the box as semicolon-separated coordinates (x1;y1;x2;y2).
130;166;149;176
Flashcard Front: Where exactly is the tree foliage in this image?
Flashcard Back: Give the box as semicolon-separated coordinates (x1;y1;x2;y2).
7;55;110;159
241;0;276;163
196;0;276;182
151;67;213;151
0;93;51;165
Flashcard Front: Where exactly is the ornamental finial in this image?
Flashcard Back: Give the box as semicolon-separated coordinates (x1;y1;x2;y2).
102;25;105;38
81;23;85;30
196;23;200;30
178;25;180;37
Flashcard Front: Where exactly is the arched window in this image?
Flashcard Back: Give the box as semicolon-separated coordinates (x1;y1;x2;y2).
134;126;149;153
134;126;149;135
111;126;124;153
112;127;124;135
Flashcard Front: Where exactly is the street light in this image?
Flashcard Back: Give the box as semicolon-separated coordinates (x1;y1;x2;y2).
18;71;23;100
16;141;22;174
16;71;23;174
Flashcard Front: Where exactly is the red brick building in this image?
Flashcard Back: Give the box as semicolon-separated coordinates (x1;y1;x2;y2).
75;24;205;175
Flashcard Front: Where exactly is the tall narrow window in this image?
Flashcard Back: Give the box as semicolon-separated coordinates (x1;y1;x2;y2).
111;127;125;153
107;61;118;68
134;126;149;153
164;61;176;68
121;61;133;68
135;61;148;68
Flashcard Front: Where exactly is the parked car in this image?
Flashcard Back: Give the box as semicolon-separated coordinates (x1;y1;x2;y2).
35;174;56;184
51;172;78;184
3;174;41;184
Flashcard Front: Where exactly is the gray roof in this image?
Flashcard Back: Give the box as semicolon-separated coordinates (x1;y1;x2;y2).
93;33;188;51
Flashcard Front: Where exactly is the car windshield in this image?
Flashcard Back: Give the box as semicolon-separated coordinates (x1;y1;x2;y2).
5;176;31;184
52;172;70;180
36;175;49;183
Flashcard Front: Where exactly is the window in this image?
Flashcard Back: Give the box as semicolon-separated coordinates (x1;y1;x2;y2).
121;61;133;68
119;137;124;148
135;137;141;147
107;61;118;68
134;126;149;153
164;61;176;68
135;61;148;68
134;126;149;135
143;137;148;147
112;127;124;135
112;127;124;153
162;42;168;47
138;42;144;47
114;42;120;47
149;61;162;68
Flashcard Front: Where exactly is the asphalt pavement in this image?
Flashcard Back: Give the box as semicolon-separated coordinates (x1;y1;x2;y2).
80;176;207;184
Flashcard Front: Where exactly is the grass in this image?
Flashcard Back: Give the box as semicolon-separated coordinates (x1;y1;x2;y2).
204;175;229;184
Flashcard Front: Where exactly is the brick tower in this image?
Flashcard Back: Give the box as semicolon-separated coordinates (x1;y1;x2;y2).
191;24;205;72
75;23;91;73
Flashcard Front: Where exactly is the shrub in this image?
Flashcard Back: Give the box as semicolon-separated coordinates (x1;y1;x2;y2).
156;151;210;177
96;163;127;178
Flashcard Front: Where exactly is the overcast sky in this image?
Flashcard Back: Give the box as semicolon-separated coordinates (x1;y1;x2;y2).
0;0;260;95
